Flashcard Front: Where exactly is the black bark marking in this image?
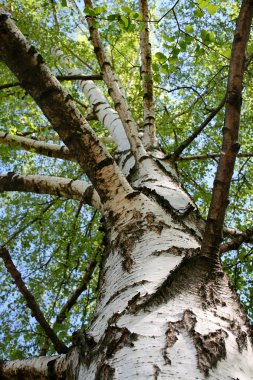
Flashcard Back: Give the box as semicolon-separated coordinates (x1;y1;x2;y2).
153;364;161;379
48;358;66;380
165;323;180;347
83;185;94;203
125;190;140;199
104;282;146;309
92;325;138;379
152;246;197;258
236;330;247;353
162;320;183;366
105;327;138;358
112;209;144;272
95;363;115;380
199;269;226;309
71;330;97;356
137;186;202;243
163;310;228;376
230;321;248;353
146;212;164;234
134;255;216;312
95;157;114;171
28;45;37;55
37;87;62;103
183;310;228;376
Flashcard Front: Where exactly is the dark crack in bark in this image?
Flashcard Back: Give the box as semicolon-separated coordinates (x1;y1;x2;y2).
183;309;228;376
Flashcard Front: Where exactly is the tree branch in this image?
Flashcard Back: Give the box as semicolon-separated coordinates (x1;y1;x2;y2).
201;0;253;257
0;12;133;210
0;82;20;90
0;172;101;209
77;80;130;152
177;152;253;161
171;95;226;160
0;132;76;162
49;0;59;32
82;0;147;161
220;227;253;253
55;256;98;325
58;74;102;81
0;355;67;379
139;0;157;150
0;246;68;354
0;75;103;92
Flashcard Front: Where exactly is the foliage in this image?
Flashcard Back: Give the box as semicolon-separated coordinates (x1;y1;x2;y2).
0;0;252;358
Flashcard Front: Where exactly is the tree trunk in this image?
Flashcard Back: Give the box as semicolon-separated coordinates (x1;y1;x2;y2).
2;160;252;380
71;163;252;379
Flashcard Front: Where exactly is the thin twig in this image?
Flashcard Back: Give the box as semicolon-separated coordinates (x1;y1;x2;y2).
0;75;103;91
171;96;226;160
177;153;253;161
50;0;59;32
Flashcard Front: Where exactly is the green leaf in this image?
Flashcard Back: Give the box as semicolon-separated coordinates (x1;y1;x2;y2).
206;4;219;15
93;6;106;15
194;9;204;18
179;40;187;51
201;29;215;43
185;25;194;34
155;52;167;63
119;15;130;30
121;5;132;14
197;0;209;9
61;0;67;6
160;64;170;75
108;13;121;21
83;6;96;16
144;74;152;82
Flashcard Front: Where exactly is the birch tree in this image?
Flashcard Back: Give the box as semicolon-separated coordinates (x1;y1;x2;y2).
0;0;253;378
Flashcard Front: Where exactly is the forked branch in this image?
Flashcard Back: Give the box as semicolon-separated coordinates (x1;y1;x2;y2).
201;0;253;257
220;226;253;253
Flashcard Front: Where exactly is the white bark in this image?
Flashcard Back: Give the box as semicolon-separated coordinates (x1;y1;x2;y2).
76;78;136;176
69;161;252;379
77;80;130;152
53;50;135;175
0;132;75;161
0;173;101;209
